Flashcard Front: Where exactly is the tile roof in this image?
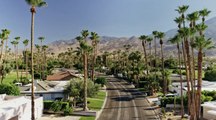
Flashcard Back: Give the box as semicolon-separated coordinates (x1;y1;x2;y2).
46;71;79;81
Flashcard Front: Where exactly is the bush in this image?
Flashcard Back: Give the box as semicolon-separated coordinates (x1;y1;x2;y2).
172;69;180;74
204;69;216;81
44;100;72;114
95;77;107;87
63;105;73;116
20;77;30;85
182;71;186;75
0;84;20;95
50;101;62;112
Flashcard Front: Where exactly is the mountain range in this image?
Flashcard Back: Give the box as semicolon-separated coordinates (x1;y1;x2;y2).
47;17;216;56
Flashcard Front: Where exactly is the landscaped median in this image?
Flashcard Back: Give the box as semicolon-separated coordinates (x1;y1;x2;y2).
79;90;107;120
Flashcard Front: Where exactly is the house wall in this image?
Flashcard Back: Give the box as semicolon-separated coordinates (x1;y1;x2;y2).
38;93;65;101
21;92;65;101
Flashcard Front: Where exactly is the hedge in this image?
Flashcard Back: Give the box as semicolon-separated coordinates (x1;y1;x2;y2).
43;100;72;114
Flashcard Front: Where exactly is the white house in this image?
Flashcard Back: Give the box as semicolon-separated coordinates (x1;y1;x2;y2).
0;94;43;120
20;80;66;101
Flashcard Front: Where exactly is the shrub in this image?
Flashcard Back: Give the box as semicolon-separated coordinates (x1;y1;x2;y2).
205;69;216;81
0;84;20;95
44;100;72;113
95;77;107;87
172;69;180;74
50;101;62;112
63;105;73;116
182;71;186;75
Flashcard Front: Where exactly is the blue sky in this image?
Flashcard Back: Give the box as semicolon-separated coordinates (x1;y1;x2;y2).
0;0;216;48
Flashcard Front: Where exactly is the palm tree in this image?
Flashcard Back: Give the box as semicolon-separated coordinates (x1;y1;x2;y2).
193;36;214;119
157;32;166;94
139;35;149;75
90;32;99;81
199;9;211;23
0;32;6;62
2;29;10;61
77;30;91;111
14;37;20;81
23;39;29;78
179;27;198;119
187;12;199;85
25;0;47;119
11;40;19;80
152;31;158;74
38;37;45;80
175;5;189;27
146;37;153;69
169;34;184;118
42;45;48;79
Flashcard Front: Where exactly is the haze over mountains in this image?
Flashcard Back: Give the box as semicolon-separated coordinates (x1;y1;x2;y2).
48;17;216;56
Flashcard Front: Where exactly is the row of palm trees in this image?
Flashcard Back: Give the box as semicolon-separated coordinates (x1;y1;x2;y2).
75;30;100;111
169;6;213;119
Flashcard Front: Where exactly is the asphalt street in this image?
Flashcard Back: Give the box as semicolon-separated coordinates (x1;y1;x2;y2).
98;76;160;120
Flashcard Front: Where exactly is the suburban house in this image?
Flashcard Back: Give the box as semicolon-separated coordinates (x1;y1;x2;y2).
20;80;66;101
46;71;81;81
0;94;43;120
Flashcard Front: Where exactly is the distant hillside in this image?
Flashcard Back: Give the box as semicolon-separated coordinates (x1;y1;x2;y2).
48;17;216;56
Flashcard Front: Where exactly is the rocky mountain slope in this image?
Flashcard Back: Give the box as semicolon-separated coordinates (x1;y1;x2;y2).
47;17;216;56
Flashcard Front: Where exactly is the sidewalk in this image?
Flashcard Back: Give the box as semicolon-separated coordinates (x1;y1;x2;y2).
39;114;80;120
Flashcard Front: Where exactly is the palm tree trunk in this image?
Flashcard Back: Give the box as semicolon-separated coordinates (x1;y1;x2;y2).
197;50;203;119
185;39;196;119
26;49;28;78
154;37;157;75
177;43;184;118
142;41;148;75
161;44;166;94
149;42;152;70
0;41;4;62
30;7;35;120
83;53;88;111
182;41;191;115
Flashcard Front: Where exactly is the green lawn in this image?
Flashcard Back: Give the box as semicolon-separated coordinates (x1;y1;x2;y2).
87;91;106;111
2;71;31;84
79;91;106;120
2;72;17;84
79;116;95;120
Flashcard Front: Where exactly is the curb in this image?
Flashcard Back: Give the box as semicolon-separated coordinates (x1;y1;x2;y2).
95;86;108;120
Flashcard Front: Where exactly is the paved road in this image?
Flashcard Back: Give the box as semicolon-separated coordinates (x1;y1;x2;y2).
98;76;160;120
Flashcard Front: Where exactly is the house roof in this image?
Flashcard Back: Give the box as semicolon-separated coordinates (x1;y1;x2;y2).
46;71;80;81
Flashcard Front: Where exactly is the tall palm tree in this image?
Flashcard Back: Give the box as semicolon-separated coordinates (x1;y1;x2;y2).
14;37;20;81
139;35;149;75
77;30;91;111
38;37;45;80
0;32;6;62
157;32;166;94
2;29;10;61
199;9;211;23
146;37;153;69
11;40;19;80
169;34;184;118
187;12;199;86
90;32;99;81
193;36;214;119
175;5;189;27
42;45;48;79
23;39;29;78
25;0;47;119
152;31;158;75
179;27;197;119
